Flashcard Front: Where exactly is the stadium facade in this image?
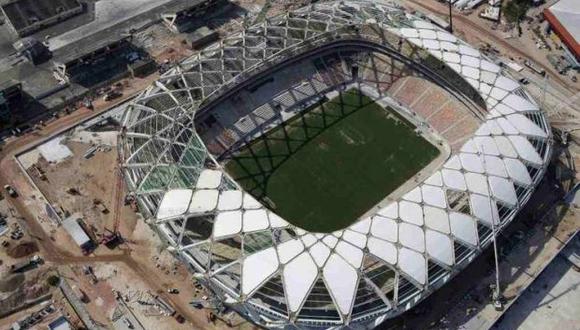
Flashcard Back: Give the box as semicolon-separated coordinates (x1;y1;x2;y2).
119;1;552;328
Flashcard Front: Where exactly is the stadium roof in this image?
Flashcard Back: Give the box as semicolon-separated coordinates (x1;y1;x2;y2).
544;0;580;59
119;1;552;327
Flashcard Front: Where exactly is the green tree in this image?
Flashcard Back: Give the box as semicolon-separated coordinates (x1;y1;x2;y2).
504;0;533;23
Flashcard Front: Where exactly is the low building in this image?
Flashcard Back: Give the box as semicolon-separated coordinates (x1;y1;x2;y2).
48;316;72;330
52;37;154;87
185;26;219;50
0;0;84;37
0;80;23;122
544;0;580;67
161;0;224;33
62;214;93;252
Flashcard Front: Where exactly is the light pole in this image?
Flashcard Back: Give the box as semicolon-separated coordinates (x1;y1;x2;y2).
474;139;503;310
448;0;454;34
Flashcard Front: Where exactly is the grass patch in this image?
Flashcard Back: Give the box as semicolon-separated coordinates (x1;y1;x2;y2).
225;89;439;232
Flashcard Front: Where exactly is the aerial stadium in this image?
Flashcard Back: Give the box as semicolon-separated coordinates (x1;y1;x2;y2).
119;0;552;328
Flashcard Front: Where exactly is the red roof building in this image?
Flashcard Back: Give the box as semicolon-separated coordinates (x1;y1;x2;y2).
544;0;580;63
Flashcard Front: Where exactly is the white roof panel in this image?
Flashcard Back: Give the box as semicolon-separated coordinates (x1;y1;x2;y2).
188;190;219;213
284;252;318;312
323;254;358;315
459;44;480;57
423;39;441;50
425;230;453;266
494;103;516;116
470;194;499;227
480;59;501;73
489;176;518;206
444;155;462;170
196;169;222;189
213;211;242;238
496;117;519;135
443;51;461;63
301;234;317;248
371;216;398;242
465;172;489;195
462;66;480;80
343;230;367;248
367;237;397;265
401;28;419;38
504;158;532;186
243;194;263;209
242;247;279;295
268;211;289;228
377;203;398;218
157;189;192;219
421;185;446;208
459;153;485;173
506;114;548;138
441;41;459;52
442;169;467;191
335;241;364;268
399;201;423;226
490;87;509;101
218;190;243;211
423;206;450;234
437;31;457;42
480;71;497;85
403;187;422;203
398;248;426;285
310;242;331;267
495;76;519;91
449;212;478;246
413;20;436;30
419;28;438;39
461;55;480;68
503;94;537;112
399;223;425;252
483;155;508;177
323;235;339;248
243;209;270;232
350;217;371;234
494;136;518;158
508;136;543;166
278;239;305;264
425;171;443;186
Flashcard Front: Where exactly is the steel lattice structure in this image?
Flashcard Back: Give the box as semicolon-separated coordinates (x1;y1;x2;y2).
119;1;552;328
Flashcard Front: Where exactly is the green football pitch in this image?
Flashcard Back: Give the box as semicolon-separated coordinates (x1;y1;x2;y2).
225;89;439;233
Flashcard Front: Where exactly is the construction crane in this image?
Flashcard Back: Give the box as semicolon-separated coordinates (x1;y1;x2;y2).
100;163;124;248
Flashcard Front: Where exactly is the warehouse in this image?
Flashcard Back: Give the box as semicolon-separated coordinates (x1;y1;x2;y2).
544;0;580;67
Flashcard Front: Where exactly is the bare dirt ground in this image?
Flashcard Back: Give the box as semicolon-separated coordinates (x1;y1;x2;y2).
1;116;257;329
28;140;139;242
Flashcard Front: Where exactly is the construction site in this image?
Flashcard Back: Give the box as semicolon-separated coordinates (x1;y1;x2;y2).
0;0;578;329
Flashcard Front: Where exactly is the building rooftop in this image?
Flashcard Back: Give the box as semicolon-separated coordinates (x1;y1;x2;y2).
62;214;91;248
545;0;580;58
